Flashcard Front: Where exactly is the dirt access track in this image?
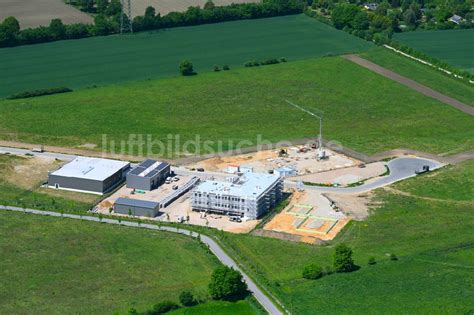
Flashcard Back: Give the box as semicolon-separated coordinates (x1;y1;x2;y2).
343;54;474;116
0;0;92;29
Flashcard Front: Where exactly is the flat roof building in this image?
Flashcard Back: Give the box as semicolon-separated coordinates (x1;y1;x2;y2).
48;157;130;195
114;198;160;217
126;159;170;191
274;166;297;177
191;173;283;220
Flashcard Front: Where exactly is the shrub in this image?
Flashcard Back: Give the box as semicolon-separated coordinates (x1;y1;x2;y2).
128;308;138;315
390;253;398;261
179;60;195;76
7;87;72;99
334;243;356;272
179;291;196;306
368;257;376;265
222;64;230;70
209;266;248;301
244;61;253;67
261;58;279;65
213;65;221;72
279;57;287;62
302;264;323;280
149;301;179;314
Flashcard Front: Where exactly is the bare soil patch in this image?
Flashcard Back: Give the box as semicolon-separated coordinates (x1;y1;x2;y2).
5;156;61;190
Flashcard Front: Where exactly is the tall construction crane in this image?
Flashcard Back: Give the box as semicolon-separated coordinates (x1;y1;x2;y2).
120;0;133;34
285;100;325;158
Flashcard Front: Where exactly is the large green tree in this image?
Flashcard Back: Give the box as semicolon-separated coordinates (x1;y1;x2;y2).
208;266;248;301
332;3;360;29
49;19;66;40
334;244;356;273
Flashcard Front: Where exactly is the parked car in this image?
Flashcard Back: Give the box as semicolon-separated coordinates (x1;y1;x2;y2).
229;216;242;223
197;168;205;172
415;165;430;175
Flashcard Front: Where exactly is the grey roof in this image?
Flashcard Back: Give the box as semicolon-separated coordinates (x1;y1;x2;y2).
449;15;462;23
194;172;281;199
129;159;169;178
50;157;130;181
115;197;159;209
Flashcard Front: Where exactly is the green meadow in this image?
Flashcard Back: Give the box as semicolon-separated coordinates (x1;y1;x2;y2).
361;47;474;107
0;56;472;157
0;211;227;314
0;14;371;98
221;159;474;313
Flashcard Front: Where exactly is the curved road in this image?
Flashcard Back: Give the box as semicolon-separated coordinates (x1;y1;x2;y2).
0;205;284;315
287;157;444;194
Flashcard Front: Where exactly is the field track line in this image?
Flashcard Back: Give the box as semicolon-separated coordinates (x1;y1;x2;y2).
342;54;474;116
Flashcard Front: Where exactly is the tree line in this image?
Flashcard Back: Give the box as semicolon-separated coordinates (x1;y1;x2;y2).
306;0;473;45
0;0;306;48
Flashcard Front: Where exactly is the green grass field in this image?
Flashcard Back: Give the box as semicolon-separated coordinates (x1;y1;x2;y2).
0;211;229;314
1;56;473;157
361;47;474;107
0;14;371;98
394;29;474;74
170;300;263;315
220;160;474;313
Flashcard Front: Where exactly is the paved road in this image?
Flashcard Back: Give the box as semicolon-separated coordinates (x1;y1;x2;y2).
0;146;445;195
0;146;77;161
343;55;474;116
0;205;284;315
287;157;444;194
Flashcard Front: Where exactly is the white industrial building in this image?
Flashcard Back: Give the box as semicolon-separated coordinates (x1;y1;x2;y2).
191;173;283;220
48;157;130;195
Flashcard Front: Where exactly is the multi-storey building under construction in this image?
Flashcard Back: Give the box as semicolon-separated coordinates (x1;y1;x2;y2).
191;172;283;220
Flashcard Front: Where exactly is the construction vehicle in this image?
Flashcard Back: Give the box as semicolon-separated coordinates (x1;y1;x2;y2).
317;150;327;161
278;148;288;157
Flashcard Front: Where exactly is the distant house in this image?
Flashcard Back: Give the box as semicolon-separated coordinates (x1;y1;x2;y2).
364;3;378;11
448;15;463;24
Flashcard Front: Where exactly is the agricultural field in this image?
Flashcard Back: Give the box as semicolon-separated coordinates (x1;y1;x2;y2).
360;48;474;107
131;0;257;17
220;159;474;313
0;0;92;29
0;210;236;314
0;56;473;157
0;14;371;98
393;29;474;74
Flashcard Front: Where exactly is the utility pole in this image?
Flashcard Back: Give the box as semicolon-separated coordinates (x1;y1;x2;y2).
285;100;324;151
120;0;133;34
